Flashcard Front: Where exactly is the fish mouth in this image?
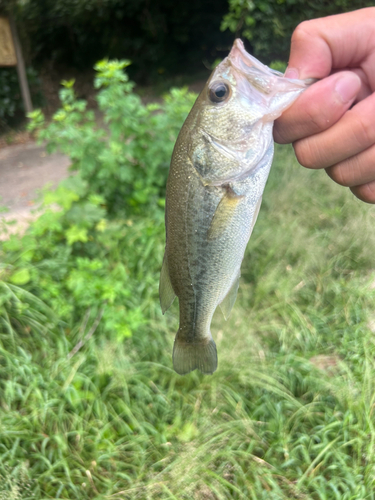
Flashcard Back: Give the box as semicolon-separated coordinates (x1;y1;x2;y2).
228;39;310;95
229;39;284;79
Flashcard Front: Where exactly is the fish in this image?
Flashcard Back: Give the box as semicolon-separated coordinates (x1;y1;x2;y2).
159;39;313;375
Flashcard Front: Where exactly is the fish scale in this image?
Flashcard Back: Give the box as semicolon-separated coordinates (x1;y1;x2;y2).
159;39;314;375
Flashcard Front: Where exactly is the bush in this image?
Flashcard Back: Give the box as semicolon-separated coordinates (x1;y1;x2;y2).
1;180;164;342
5;0;231;77
221;0;375;63
1;59;197;342
29;59;197;215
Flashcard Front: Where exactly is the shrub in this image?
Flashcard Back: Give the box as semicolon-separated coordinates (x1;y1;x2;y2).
1;178;165;342
221;0;375;63
29;59;197;215
1;59;197;341
4;0;231;76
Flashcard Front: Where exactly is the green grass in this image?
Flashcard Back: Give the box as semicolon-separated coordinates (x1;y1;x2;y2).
1;145;375;499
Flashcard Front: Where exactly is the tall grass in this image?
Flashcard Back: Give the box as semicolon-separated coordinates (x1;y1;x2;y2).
1;145;375;499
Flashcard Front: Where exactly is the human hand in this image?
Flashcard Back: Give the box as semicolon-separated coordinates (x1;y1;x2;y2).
274;8;375;203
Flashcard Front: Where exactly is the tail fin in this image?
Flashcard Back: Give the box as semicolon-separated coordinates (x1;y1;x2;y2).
173;337;217;375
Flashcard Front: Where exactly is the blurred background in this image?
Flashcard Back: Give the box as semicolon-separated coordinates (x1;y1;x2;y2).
0;0;373;130
1;1;375;499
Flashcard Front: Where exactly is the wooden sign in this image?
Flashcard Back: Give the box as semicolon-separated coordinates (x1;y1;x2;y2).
0;16;17;66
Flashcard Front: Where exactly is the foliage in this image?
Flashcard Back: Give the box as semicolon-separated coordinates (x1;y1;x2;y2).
221;0;375;62
0;466;33;499
29;60;197;215
6;0;231;78
0;67;42;129
2;59;195;351
2;59;375;498
1;140;375;497
1;178;165;343
4;0;374;80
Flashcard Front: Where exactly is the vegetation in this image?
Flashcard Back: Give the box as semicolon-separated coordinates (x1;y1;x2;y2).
1;0;231;76
1;60;375;499
13;60;196;341
3;0;373;75
221;0;375;62
0;67;42;129
1;0;373;127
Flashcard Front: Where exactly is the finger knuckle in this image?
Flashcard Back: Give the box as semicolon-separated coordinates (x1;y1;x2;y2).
273;121;290;144
293;139;317;169
291;23;308;43
327;165;352;187
291;21;316;46
353;113;375;149
351;182;375;204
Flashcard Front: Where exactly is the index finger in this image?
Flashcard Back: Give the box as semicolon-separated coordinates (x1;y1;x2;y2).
286;8;375;80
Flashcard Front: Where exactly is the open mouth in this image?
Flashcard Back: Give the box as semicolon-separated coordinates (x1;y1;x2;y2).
228;39;309;97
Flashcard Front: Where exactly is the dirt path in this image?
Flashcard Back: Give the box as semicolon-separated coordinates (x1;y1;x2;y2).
0;77;207;238
0;142;70;236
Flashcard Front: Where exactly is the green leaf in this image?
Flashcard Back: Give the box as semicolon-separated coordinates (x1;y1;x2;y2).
65;226;89;245
10;268;31;285
178;423;199;443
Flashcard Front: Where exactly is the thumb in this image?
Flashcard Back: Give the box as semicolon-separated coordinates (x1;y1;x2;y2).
274;71;361;144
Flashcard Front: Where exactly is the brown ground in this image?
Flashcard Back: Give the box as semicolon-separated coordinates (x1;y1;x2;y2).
0;142;70;236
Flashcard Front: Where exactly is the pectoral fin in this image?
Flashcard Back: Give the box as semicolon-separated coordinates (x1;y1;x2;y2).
220;270;241;320
208;187;244;240
159;253;176;314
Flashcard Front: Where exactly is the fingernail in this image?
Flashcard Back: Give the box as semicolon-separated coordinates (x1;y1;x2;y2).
284;67;299;79
335;73;361;103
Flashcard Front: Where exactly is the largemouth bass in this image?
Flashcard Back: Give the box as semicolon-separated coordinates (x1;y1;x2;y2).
160;39;313;375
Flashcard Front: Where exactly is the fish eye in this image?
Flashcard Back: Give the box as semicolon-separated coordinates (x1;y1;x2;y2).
208;82;231;103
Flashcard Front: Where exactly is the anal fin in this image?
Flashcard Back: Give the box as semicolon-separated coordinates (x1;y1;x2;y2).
159;253;176;314
220;270;240;320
